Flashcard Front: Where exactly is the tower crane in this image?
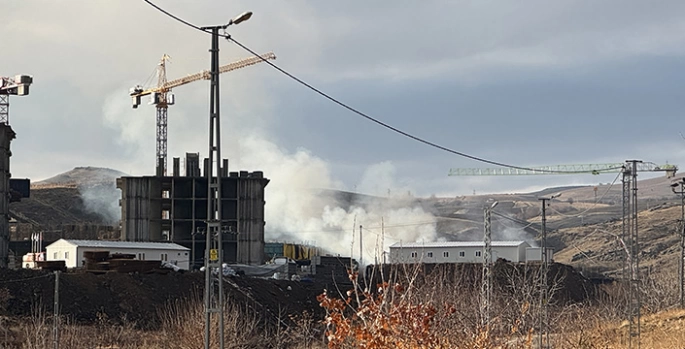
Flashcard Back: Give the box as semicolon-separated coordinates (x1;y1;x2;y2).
130;52;276;176
448;162;677;177
0;73;31;269
0;74;33;124
449;160;678;348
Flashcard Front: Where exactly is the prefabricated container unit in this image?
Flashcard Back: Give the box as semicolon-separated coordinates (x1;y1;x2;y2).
525;247;554;263
45;239;190;270
388;241;532;264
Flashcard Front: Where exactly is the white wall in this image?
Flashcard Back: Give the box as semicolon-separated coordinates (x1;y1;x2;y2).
389;245;528;264
525;247;554;263
46;240;79;268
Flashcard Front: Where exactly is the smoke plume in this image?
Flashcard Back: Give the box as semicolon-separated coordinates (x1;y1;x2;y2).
79;183;121;225
102;87;437;264
236;135;437;265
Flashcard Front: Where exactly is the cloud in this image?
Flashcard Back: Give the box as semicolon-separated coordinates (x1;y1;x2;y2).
4;0;685;199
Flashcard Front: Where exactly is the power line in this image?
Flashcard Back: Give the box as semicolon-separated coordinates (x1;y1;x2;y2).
140;0;602;175
546;171;622;220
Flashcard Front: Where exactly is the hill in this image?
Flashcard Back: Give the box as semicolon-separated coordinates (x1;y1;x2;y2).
33;166;127;188
421;173;682;280
9;166;684;280
9;167;125;246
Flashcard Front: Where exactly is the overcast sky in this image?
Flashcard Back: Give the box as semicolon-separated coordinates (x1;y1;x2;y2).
3;1;685;197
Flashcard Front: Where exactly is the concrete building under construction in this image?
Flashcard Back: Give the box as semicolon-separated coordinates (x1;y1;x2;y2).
0;124;15;268
116;152;269;266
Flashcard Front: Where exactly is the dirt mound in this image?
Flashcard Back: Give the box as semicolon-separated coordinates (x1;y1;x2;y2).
0;268;326;330
367;261;598;304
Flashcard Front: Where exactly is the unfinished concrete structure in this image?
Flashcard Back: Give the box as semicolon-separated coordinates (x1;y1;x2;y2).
116;153;269;265
0;124;14;268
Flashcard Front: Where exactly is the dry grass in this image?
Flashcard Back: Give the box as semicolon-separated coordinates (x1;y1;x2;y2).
3;264;685;348
4;294;326;349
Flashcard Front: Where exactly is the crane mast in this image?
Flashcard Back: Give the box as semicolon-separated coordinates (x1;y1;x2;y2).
0;73;31;269
130;52;276;176
156;55;171;177
0;75;32;125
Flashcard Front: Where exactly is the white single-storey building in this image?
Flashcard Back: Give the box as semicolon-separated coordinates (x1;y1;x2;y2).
45;239;190;270
388;241;553;264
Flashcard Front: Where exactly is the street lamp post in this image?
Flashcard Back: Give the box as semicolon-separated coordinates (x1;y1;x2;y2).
671;178;685;308
199;11;252;349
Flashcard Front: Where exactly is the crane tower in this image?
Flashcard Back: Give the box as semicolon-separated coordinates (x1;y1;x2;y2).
130;52;276;176
0;75;32;125
449;161;677;348
0;74;32;268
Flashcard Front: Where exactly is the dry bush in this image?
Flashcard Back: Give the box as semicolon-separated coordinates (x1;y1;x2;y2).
20;304;152;349
159;294;268;348
318;268;534;349
10;290;324;349
0;287;11;312
640;268;679;313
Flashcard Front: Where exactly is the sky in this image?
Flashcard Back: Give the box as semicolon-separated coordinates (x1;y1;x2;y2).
3;1;685;198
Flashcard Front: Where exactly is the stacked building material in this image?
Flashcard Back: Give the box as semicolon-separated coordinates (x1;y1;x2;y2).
35;260;65;271
83;250;162;273
84;251;110;271
109;259;160;273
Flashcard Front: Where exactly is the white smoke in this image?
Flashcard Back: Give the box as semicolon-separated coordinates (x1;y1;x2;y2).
101;87;438;264
236;134;437;265
79;184;121;225
495;227;537;246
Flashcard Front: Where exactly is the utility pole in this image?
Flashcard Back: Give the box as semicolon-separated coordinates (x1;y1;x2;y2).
624;160;642;349
200;12;252;349
671;178;685;308
359;225;363;271
481;201;497;328
538;193;559;349
53;271;60;349
202;25;225;349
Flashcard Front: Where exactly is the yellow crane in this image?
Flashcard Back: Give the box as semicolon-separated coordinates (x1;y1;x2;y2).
130;52;276;176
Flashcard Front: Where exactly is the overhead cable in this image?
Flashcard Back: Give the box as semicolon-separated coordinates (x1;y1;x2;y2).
141;0;607;175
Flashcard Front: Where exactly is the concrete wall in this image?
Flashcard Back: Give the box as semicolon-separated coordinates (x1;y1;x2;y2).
117;177;152;241
389;244;528;264
0;124;15;268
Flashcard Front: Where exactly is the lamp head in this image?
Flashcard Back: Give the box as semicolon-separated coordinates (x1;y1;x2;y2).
229;11;252;26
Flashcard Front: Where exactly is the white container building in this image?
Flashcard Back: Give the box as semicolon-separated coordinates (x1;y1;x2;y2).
45;239;190;270
388;241;550;264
